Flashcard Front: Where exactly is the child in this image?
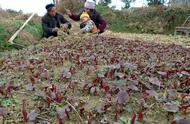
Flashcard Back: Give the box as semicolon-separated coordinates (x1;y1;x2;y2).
79;11;98;34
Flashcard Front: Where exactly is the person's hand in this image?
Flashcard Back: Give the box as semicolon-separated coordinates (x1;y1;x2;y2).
78;30;85;34
65;9;72;16
52;27;59;32
75;30;84;36
60;24;68;30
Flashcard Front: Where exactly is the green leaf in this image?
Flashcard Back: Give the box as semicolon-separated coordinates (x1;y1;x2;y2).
115;80;126;85
1;98;14;107
120;114;128;123
177;73;183;78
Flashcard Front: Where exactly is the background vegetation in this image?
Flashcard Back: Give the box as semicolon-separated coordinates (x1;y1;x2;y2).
58;0;190;34
96;5;190;34
0;10;42;51
1;0;190;51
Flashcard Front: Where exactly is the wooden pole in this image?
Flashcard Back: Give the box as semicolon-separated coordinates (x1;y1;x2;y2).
8;13;36;44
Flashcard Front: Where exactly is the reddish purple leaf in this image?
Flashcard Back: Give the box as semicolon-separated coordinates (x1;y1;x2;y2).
25;83;34;91
116;90;129;104
138;111;144;121
57;108;66;119
62;69;72;79
163;103;179;113
97;73;105;79
138;98;146;107
109;64;121;70
157;71;167;76
124;63;137;71
95;105;106;114
149;77;163;87
146;90;158;99
35;91;46;99
0;107;7;116
167;89;178;99
114;72;125;79
90;87;100;96
0;83;5;89
56;106;70;119
127;85;139;91
27;111;37;121
172;119;190;124
100;117;108;124
6;81;15;89
181;71;190;76
130;113;137;124
51;92;56;99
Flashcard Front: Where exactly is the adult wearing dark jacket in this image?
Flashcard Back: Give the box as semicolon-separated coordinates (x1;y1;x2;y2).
42;4;71;38
66;0;106;33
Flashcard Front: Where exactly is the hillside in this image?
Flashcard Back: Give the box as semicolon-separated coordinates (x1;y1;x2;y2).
0;9;42;52
96;6;190;35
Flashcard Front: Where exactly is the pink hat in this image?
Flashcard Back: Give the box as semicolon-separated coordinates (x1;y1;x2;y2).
84;0;96;9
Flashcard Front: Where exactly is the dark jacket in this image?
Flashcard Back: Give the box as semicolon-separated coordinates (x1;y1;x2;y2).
42;12;71;38
69;10;106;33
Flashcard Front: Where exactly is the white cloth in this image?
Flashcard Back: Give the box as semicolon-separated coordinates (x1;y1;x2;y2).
84;0;96;9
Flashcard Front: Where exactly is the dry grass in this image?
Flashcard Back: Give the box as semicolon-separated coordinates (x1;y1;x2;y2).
102;30;190;48
57;0;84;14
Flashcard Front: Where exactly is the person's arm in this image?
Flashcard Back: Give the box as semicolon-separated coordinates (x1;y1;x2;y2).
69;14;80;21
68;10;83;21
96;14;107;33
59;14;72;29
42;17;54;34
81;20;94;33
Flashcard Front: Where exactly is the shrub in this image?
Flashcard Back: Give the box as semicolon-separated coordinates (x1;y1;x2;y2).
57;0;84;14
0;25;11;51
96;5;190;34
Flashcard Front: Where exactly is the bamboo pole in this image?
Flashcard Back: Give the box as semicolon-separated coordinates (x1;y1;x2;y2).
8;13;36;44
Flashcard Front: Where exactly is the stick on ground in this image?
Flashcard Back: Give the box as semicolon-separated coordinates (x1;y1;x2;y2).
8;13;36;44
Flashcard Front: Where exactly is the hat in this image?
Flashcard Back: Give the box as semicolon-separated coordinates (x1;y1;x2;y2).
45;4;55;11
80;12;90;20
84;0;96;10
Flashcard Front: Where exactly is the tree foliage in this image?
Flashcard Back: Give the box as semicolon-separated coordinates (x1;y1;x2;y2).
147;0;166;6
98;0;112;6
122;0;132;8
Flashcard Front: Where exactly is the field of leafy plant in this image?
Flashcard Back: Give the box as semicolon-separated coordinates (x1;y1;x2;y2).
0;32;190;124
